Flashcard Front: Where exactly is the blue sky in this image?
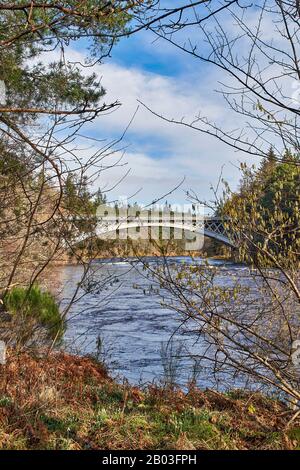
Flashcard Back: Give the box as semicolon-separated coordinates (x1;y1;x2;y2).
33;2;287;207
64;7;261;207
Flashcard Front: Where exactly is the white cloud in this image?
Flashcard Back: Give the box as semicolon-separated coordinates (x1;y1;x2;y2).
90;59;253;203
34;46;255;204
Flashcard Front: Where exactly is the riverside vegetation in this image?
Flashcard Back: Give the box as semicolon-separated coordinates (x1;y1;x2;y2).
0;106;299;453
0;350;299;450
0;1;300;451
0;269;299;450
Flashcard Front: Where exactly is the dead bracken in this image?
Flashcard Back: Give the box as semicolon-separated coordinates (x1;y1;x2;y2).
0;350;299;450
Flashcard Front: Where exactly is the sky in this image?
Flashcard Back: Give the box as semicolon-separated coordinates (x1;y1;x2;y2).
54;4;267;208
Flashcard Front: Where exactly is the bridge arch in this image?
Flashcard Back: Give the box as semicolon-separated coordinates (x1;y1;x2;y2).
95;220;235;248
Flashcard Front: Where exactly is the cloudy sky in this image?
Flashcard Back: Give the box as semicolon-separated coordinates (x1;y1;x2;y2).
65;6;263;207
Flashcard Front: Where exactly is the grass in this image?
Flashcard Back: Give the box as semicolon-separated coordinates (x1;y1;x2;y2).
0;350;299;450
3;285;64;339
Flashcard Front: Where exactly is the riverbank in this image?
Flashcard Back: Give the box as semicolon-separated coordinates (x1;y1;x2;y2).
60;235;233;265
52;252;233;267
0;350;298;450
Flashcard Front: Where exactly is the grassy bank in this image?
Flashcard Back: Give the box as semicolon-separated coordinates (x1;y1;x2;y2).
0;351;299;450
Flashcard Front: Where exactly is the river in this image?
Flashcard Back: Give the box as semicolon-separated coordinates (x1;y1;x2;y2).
59;256;250;388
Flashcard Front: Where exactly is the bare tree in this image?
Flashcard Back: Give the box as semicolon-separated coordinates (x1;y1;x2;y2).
0;2;142;348
135;1;300;414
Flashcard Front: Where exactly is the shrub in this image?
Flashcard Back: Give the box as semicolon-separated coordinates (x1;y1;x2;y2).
3;285;64;340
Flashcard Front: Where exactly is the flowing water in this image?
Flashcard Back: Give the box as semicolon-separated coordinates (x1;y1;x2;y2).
59;257;250;387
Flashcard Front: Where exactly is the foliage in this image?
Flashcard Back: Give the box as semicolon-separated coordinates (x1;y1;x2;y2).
0;2;141;325
4;285;64;340
0;350;296;450
220;153;300;268
0;2;132;52
260;162;300;216
0;1;138;300
147;74;300;411
149;2;300;408
0;2;136;121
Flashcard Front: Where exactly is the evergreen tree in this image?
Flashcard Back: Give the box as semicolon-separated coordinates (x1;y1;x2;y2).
0;3;134;125
258;147;277;179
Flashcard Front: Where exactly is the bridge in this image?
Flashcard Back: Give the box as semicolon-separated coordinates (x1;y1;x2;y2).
95;206;235;248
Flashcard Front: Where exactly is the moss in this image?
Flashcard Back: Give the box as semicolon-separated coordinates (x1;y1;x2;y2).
287;427;300;450
0;396;13;407
40;415;66;433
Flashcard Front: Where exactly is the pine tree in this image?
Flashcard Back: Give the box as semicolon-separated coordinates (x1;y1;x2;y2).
258;147;277;179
